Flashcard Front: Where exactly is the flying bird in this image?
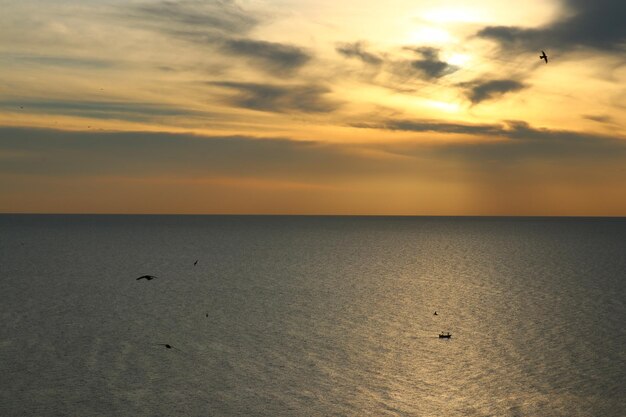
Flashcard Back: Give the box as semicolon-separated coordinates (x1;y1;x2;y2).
539;50;548;64
154;343;189;355
194;260;198;266
136;275;157;281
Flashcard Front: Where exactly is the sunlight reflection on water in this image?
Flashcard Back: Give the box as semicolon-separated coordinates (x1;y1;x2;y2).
1;215;625;416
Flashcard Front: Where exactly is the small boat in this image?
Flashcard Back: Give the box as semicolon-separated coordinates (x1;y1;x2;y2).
438;332;451;339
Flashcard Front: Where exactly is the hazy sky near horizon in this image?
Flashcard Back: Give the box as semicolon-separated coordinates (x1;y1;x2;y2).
1;0;625;215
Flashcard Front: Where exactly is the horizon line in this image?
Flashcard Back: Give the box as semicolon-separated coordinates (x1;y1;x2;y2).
1;212;625;219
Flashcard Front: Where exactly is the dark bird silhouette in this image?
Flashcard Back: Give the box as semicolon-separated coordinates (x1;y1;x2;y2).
205;313;209;317
539;50;548;64
136;275;157;281
194;260;198;266
433;311;438;316
154;343;189;355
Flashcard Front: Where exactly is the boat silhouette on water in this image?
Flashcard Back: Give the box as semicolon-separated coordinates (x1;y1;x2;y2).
439;332;451;339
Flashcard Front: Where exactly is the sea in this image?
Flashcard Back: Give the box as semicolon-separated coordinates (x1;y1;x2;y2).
0;215;625;417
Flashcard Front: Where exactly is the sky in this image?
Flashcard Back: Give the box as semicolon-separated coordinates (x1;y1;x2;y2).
1;0;625;215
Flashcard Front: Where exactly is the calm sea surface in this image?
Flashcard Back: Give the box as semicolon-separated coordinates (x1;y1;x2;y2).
1;215;625;416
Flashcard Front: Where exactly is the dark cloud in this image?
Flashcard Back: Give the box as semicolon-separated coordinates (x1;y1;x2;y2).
354;117;626;148
411;60;453;80
436;121;626;161
208;81;340;113
335;42;383;65
0;100;203;122
460;79;527;104
407;47;457;79
353;119;503;136
353;118;626;167
2;124;624;186
220;39;311;75
407;47;438;61
476;0;626;52
0;127;386;182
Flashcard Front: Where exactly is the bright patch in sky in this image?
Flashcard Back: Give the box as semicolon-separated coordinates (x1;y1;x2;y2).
422;7;488;23
424;99;461;113
407;26;455;44
446;53;472;67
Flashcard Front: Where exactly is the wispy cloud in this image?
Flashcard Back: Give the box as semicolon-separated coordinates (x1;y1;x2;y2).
1;54;115;69
127;0;312;76
370;46;458;89
353;118;626;157
583;114;615;124
352;119;503;136
131;0;257;36
335;42;383;65
0;100;203;122
208;81;340;113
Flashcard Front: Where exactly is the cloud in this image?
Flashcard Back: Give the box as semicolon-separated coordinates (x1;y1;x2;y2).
583;114;616;124
2;124;625;198
5;124;623;181
220;39;311;75
476;0;626;52
208;81;340;113
353;118;626;156
0;127;386;183
128;1;311;76
335;42;383;65
0;100;203;122
353;119;503;136
407;47;458;79
2;126;625;215
2;54;115;69
131;0;257;36
460;79;527;104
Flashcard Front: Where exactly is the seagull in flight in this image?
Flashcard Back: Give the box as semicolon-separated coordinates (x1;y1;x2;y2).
194;259;198;266
136;275;158;281
539;50;548;64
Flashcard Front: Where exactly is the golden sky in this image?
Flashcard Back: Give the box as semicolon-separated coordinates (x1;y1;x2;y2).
1;0;625;215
